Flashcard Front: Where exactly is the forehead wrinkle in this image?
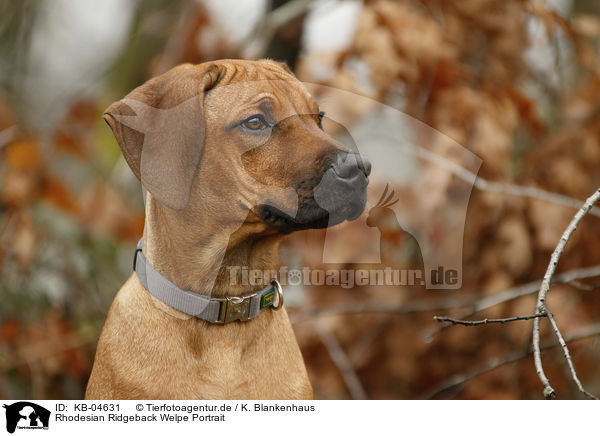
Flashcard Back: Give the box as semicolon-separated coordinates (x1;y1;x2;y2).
208;63;318;117
240;94;279;119
228;62;292;83
200;59;297;87
257;79;316;117
249;93;277;107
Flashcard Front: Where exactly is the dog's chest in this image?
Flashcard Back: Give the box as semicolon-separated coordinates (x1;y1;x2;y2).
132;330;312;400
88;280;313;400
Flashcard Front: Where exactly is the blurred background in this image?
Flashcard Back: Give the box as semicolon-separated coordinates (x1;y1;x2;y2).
2;0;600;400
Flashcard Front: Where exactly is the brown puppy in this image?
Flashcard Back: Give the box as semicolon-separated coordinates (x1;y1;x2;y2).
85;59;370;399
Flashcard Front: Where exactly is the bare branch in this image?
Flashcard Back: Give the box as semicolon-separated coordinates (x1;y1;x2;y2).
230;0;313;59
0;125;17;150
152;2;197;74
288;297;473;324
473;177;600;217
544;311;598;399
392;137;600;218
467;265;600;314
314;320;367;400
565;279;600;292
0;333;95;372
533;187;600;399
289;264;600;325
434;313;547;326
426;264;600;339
422;322;600;399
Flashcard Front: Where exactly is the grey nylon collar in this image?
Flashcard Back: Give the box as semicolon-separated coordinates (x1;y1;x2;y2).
133;239;283;323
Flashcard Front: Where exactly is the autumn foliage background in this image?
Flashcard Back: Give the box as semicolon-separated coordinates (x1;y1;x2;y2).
1;0;600;400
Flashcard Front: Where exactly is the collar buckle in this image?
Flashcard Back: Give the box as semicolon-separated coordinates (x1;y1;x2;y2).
216;294;256;323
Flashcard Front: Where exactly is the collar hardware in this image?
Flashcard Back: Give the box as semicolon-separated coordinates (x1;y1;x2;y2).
215;294;256;323
132;239;283;324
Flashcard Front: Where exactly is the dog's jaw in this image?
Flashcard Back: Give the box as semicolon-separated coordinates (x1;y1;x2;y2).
256;165;369;233
257;204;331;232
256;187;368;232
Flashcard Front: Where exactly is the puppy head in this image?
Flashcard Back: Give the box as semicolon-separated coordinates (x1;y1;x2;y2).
104;60;370;233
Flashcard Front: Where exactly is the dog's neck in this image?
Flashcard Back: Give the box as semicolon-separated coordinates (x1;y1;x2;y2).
141;197;285;298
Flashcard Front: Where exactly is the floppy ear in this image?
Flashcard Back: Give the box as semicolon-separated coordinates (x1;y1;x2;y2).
103;63;224;209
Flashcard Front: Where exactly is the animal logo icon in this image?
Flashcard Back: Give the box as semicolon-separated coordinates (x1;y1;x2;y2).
2;402;50;434
366;184;423;270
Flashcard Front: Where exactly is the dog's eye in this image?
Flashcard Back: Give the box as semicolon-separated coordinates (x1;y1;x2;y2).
242;115;269;131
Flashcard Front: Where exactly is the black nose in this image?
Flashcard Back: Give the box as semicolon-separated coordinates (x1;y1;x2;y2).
331;153;371;179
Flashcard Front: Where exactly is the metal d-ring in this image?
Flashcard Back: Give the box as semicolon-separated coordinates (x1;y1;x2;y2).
270;278;284;310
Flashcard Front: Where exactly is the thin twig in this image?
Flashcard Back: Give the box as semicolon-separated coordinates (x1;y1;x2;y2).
434;312;547;326
314;319;367;400
429;264;600;338
383;134;600;218
27;359;44;400
229;0;313;59
473;177;600;217
533;187;600;400
466;265;600;314
544;311;598;399
0;125;17;150
414;142;600;217
565;279;600;292
1;333;95;372
152;2;196;74
289;297;473;323
289;264;600;325
422;322;600;399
